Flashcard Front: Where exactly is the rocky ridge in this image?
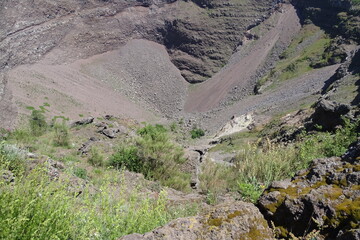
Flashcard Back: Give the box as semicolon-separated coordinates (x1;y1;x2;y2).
120;201;275;240
258;139;360;239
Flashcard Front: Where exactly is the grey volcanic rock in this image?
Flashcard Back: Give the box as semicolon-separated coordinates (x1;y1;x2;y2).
311;99;351;130
120;201;274;240
160;0;277;83
258;140;360;239
70;117;94;127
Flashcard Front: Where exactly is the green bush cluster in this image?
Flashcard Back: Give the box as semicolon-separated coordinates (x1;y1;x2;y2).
190;127;205;139
29;109;48;137
0;142;26;176
109;124;191;192
109;145;140;171
53;122;70;147
88;147;104;167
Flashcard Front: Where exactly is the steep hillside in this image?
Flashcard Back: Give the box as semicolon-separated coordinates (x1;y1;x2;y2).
0;0;281;129
1;0;360;239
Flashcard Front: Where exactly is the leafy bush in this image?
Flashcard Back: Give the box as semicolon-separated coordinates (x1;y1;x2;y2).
88;147;104;167
136;124;190;191
53;122;70;147
109;124;191;192
0;142;26;176
29;109;48;136
238;178;263;203
0;168;75;240
108;145;140;171
73;167;87;179
190;127;205;139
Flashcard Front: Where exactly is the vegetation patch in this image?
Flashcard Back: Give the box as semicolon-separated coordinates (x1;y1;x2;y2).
256;24;332;91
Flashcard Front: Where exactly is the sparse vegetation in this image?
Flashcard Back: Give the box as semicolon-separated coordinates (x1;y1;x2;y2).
88;147;104;167
207;119;359;202
29;109;48;136
257;24;332;91
53;121;70;147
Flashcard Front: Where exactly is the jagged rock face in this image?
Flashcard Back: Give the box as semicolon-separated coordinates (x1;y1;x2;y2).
258;140;360;239
0;0;172;71
291;0;352;10
120;201;275;240
0;0;276;80
291;0;360;43
160;0;277;83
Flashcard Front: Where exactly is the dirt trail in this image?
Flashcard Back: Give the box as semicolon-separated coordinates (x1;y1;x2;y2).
184;4;301;112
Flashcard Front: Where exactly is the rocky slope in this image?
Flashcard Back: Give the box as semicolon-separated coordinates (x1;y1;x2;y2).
258;139;360;239
0;0;282;129
159;0;276;83
120;201;275;240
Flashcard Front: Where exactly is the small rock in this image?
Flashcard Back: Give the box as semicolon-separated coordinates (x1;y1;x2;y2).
70;117;94;127
2;170;15;183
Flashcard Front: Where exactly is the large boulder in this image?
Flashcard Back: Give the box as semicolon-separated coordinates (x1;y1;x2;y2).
310;99;351;130
120;201;274;240
258;140;360;239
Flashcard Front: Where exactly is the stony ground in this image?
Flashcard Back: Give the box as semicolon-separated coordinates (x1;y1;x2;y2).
0;1;357;137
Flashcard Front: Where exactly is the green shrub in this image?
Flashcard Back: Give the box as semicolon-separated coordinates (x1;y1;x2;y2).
232;119;359;203
135;124;190;191
109;124;191;192
52;122;70;147
108;145;140;171
10;128;33;144
0;142;26;176
88;147;104;167
190;127;205;139
0;168;75;240
73;167;87;179
29;109;48;136
237;178;263;203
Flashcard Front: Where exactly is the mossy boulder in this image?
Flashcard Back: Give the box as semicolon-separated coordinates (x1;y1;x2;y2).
119;201;274;240
258;140;360;239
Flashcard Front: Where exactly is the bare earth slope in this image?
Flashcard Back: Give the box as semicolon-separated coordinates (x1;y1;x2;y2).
184;4;301;112
0;0;278;127
8;39;188;122
0;1;349;134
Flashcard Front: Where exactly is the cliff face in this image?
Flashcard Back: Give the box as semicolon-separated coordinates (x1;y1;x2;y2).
159;0;277;83
0;0;277;81
291;0;360;42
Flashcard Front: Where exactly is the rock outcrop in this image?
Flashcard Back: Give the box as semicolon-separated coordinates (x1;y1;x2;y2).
290;0;360;43
120;201;274;240
258;139;360;239
310;99;351;130
160;0;277;83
